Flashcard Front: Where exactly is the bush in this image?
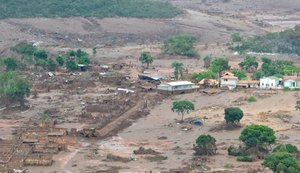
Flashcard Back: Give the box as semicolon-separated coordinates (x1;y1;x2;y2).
34;50;48;60
231;33;242;42
56;56;65;66
11;42;37;55
224;107;244;125
46;59;57;71
273;144;299;154
0;0;180;19
78;55;90;65
224;163;234;169
227;146;246;156
231;70;247;80
247;96;257;102
163;35;198;57
263;152;300;173
66;60;78;71
3;57;20;71
237;156;253;162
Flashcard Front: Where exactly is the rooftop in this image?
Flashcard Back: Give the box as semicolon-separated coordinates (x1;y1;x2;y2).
166;81;193;86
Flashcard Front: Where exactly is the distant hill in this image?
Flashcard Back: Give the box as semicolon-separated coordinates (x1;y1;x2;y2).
0;0;180;19
234;26;300;55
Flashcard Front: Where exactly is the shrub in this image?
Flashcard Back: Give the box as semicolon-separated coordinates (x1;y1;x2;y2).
231;70;247;80
46;59;57;71
3;57;20;71
66;60;78;71
56;55;65;66
11;42;37;55
237;156;253;162
273;144;299;154
194;135;217;156
263;152;300;173
231;33;242;42
34;50;48;60
224;163;234;169
163;35;198;57
247;96;257;102
227;146;246;156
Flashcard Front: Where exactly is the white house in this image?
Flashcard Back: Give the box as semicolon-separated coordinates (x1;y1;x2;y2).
283;76;300;88
157;81;199;93
220;72;238;90
260;76;282;89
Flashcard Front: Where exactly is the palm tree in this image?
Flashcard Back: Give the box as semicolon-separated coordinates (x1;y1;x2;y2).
139;52;154;69
172;61;184;80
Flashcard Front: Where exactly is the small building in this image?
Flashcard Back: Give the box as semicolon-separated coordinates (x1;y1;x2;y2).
237;80;259;88
157;81;199;94
260;76;282;89
283;76;299;88
138;74;163;85
220;72;238;90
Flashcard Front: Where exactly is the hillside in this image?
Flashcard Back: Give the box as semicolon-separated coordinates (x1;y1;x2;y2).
0;0;180;19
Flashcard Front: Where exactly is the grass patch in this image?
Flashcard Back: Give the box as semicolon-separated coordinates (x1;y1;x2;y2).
247;96;257;102
237;156;253;162
224;163;234;169
0;0;180;19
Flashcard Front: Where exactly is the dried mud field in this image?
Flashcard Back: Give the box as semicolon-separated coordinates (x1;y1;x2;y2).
1;0;300;172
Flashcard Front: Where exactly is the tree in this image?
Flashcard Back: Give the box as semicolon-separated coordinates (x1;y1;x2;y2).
0;72;31;107
224;107;244;126
194;135;217;156
209;58;230;74
139;52;154;68
78;55;90;65
172;61;184;80
273;144;299;154
239;124;276;149
192;70;217;83
35;59;48;69
251;71;263;80
203;55;212;68
75;49;88;58
56;55;65;66
232;70;247;80
46;59;57;71
34;50;48;60
66;60;78;71
263;152;300;173
171;100;195;122
238;56;258;72
231;33;242;42
163;35;198;57
3;57;20;71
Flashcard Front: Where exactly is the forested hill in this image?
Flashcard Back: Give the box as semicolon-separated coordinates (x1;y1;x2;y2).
0;0;180;19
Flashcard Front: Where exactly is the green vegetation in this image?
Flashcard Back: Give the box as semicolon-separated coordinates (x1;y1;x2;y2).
224;107;244;126
56;56;65;66
192;70;217;83
234;26;300;55
238;56;258;72
224;163;234;169
10;42;37;56
171;61;184;80
171;100;195;122
231;70;246;80
66;60;78;71
139;52;154;69
0;0;180;19
236;156;253;162
194;135;217;156
251;71;263;80
203;55;212;68
296;100;300;111
231;33;242;42
239;124;276;149
263;152;300;173
273;144;299;154
164;35;198;57
227;146;246;157
0;72;31;107
247;96;257;102
209;58;230;73
3;57;21;71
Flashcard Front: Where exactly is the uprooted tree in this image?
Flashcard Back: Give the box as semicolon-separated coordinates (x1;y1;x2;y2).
224;107;244;127
194;134;217;156
0;72;31;108
171;100;195;122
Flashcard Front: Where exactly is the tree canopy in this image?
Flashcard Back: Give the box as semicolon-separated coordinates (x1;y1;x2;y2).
263;152;300;173
203;55;212;69
209;58;230;73
164;35;198;57
231;70;247;80
192;70;217;83
0;72;31;107
238;56;258;72
139;52;154;68
194;135;217;156
239;124;276;148
224;107;244;125
171;100;195;122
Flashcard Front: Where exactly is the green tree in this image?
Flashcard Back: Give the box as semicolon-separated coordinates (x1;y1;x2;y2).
3;57;20;71
0;72;31;107
192;70;217;83
224;107;244;126
139;52;154;68
203;55;212;68
66;60;78;71
238;56;258;72
46;59;57;71
273;144;299;154
163;35;198;57
209;58;230;74
239;124;276;149
10;42;37;56
78;55;90;65
35;59;48;69
231;33;242;42
75;49;88;58
194;135;217;156
171;61;184;80
55;55;65;66
34;50;48;60
263;152;300;173
232;70;247;80
171;100;195;122
251;71;263;80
